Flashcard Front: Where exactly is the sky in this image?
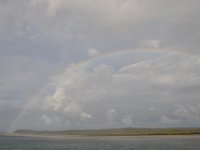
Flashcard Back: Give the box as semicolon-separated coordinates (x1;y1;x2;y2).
0;0;200;131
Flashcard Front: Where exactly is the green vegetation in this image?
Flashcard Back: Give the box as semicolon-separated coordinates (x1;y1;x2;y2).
14;127;200;136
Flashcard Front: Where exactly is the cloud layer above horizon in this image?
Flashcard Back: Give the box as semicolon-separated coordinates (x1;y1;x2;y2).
0;0;200;131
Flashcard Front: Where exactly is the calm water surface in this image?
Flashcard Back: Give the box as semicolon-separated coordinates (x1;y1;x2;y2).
0;135;200;150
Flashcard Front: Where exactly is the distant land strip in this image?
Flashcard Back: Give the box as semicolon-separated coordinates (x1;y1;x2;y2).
13;127;200;136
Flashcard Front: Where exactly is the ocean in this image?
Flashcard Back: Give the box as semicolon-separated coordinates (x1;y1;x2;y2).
0;135;200;150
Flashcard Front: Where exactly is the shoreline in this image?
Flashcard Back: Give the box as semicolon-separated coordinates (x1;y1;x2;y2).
1;133;200;140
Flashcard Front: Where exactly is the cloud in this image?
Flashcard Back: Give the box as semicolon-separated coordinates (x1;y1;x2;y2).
107;109;117;122
80;112;92;120
0;103;22;131
121;114;133;126
160;115;181;125
1;0;200;54
173;105;200;122
37;50;200;128
41;115;62;125
1;1;200;130
1;49;200;130
41;115;52;125
42;63;113;128
88;48;99;57
35;50;200;129
141;39;160;48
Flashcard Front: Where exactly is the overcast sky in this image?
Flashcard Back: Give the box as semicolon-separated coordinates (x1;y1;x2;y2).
1;0;200;131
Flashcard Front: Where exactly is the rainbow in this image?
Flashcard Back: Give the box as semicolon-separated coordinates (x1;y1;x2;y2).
8;48;176;132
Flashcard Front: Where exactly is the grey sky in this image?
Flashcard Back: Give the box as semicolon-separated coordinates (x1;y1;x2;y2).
0;0;200;131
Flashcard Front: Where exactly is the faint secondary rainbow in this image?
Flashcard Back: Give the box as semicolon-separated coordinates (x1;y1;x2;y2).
8;48;172;132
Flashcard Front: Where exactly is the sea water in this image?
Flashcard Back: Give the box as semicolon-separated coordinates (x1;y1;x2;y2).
0;135;200;150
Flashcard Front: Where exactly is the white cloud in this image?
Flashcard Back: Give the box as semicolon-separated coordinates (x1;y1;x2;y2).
107;109;117;126
41;115;61;125
160;115;181;125
118;52;200;87
107;109;117;119
80;112;92;120
174;105;200;122
121;114;133;126
38;51;200;128
139;39;160;48
88;48;99;57
1;0;200;130
43;63;113;127
41;115;52;125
